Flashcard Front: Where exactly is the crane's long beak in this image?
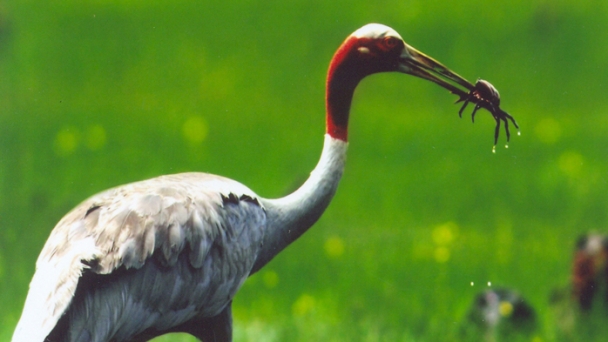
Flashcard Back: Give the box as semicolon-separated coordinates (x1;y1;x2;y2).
398;43;474;99
396;41;520;147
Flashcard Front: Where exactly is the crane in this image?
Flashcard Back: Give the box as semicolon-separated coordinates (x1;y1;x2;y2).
13;23;499;341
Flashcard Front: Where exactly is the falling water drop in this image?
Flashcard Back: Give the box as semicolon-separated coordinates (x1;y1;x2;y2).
517;130;521;136
505;144;509;149
492;145;496;154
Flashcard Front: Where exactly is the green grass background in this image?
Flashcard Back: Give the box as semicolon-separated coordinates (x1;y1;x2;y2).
2;0;608;341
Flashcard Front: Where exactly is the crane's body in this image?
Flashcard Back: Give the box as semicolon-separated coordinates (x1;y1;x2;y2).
13;24;486;341
14;138;346;341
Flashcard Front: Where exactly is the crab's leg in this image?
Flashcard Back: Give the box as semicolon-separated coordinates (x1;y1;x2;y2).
505;112;519;130
503;116;511;142
471;104;481;123
494;117;501;146
458;97;471;118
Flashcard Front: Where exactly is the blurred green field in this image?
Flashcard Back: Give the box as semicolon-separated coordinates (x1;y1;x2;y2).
2;0;608;341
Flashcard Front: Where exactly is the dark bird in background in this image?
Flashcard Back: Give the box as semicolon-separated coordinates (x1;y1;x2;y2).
13;24;503;341
572;233;608;311
549;233;608;338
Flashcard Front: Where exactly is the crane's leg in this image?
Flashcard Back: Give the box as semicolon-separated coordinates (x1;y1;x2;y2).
179;302;233;342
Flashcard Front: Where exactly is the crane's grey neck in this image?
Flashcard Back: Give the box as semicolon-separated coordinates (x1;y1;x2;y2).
253;134;347;273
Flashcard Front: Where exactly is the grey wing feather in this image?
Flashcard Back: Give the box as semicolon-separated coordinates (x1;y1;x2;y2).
12;172;266;342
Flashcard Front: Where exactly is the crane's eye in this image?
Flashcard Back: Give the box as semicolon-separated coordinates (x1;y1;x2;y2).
383;36;399;50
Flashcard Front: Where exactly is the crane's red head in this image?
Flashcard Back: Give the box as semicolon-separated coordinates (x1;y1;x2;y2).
326;24;474;141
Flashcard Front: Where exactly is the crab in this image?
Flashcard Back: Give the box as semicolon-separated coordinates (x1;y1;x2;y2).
456;79;520;147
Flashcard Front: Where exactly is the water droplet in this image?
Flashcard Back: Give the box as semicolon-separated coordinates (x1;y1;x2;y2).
492;145;496;153
517;130;521;136
487;281;492;287
505;144;509;149
470;282;475;286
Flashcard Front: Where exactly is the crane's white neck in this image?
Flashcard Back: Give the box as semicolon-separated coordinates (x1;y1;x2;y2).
253;134;347;272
